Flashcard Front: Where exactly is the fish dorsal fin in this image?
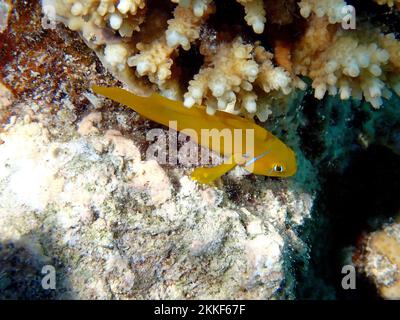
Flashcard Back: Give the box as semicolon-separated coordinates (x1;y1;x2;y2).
215;112;270;141
92;85;272;142
93;85;216;125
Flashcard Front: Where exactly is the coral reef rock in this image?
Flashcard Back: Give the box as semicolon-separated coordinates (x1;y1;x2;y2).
0;114;313;299
355;222;400;300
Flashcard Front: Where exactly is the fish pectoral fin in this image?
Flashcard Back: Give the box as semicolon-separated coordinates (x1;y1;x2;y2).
191;154;243;185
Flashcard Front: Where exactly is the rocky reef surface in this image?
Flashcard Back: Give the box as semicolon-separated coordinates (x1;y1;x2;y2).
0;0;400;300
355;221;400;299
0;114;313;299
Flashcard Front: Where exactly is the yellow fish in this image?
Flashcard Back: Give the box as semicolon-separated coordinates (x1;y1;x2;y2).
92;86;297;184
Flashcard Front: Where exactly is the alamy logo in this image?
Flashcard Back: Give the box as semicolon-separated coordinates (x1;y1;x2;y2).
145;120;255;168
341;5;356;30
41;265;56;290
42;4;57;30
341;265;356;290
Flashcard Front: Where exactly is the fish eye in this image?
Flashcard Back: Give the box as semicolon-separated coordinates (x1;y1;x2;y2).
273;164;285;173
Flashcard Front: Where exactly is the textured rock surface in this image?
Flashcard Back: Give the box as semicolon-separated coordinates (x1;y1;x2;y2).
355;222;400;300
0;113;313;299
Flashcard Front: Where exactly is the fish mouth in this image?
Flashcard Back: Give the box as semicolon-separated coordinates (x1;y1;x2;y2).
282;149;298;177
284;165;297;177
271;167;297;177
288;160;298;177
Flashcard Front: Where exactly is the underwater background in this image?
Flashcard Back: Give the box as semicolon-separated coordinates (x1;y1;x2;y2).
0;0;400;300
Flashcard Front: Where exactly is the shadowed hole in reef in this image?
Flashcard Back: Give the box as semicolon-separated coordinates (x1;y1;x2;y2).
297;93;327;161
207;0;257;43
174;45;204;90
297;145;400;300
346;0;400;35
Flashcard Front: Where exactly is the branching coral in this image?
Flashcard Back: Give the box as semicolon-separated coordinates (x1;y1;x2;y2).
183;38;303;117
374;0;400;8
379;33;400;96
166;3;214;50
127;38;175;87
126;2;214;94
46;0;147;41
43;0;400;118
171;0;213;17
184;38;260;115
298;0;349;24
236;0;266;34
293;17;400;108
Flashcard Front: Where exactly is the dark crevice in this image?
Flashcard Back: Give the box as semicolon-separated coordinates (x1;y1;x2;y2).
297;145;400;299
207;0;258;44
297;92;326;161
348;0;400;36
174;45;204;90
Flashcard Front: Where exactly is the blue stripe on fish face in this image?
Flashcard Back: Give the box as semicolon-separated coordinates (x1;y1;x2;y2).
244;149;271;167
